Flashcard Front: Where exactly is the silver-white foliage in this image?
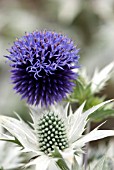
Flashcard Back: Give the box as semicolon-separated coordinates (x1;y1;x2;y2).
0;100;114;170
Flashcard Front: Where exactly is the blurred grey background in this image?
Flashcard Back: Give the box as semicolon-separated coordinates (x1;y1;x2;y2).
0;0;114;117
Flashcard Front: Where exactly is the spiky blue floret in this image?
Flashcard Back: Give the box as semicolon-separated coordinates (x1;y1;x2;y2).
6;30;80;106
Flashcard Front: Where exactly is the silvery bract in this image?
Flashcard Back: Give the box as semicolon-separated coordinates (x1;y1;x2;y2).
0;100;114;170
81;62;114;93
0;127;23;170
88;138;114;169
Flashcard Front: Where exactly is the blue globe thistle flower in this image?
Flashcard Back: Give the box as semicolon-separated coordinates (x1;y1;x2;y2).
6;30;80;106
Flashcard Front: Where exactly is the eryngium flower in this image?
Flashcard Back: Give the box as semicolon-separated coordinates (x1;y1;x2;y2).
0;100;114;170
6;30;79;106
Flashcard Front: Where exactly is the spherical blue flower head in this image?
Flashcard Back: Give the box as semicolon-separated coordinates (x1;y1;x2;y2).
6;30;80;106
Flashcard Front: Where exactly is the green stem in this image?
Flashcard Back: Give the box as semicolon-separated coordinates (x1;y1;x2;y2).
51;147;70;170
56;159;70;170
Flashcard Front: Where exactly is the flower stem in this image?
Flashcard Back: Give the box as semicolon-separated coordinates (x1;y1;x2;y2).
52;147;70;170
56;159;70;170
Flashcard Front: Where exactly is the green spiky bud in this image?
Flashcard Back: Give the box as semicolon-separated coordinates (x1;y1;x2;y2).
38;112;68;154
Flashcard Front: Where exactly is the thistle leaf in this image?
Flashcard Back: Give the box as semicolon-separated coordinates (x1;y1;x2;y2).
93;156;105;170
71;156;84;170
91;62;114;93
92;156;114;170
0;115;39;153
89;108;114;122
